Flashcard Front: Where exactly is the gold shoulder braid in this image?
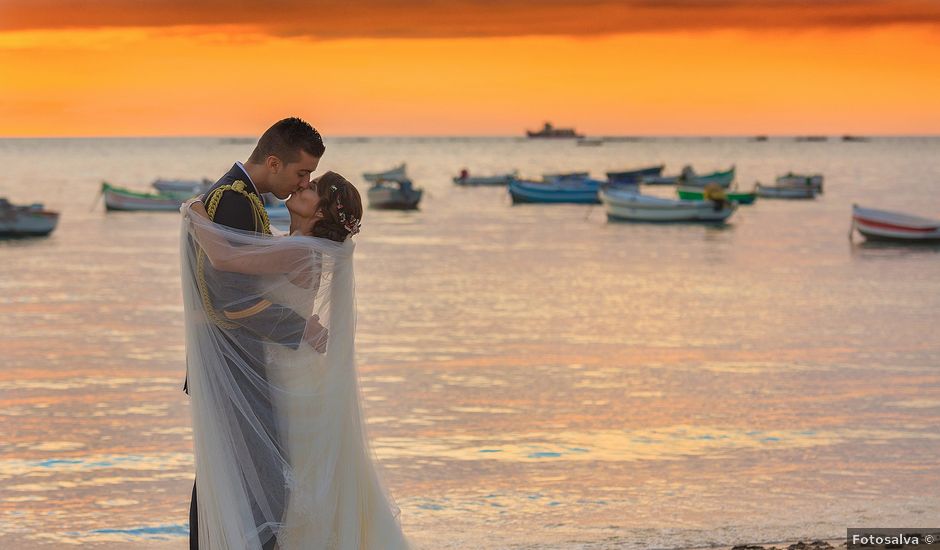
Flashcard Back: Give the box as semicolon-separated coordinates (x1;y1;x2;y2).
196;180;273;329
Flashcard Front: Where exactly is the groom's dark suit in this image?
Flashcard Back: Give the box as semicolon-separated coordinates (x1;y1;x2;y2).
187;163;307;550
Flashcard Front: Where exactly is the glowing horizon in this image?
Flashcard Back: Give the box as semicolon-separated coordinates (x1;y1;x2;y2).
2;1;940;137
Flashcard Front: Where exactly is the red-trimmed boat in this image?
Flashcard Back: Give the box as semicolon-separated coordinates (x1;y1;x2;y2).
852;204;940;242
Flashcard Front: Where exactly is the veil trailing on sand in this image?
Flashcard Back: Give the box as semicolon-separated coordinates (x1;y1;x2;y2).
179;200;410;550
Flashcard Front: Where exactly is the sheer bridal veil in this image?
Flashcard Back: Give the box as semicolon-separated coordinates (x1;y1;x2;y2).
180;200;410;550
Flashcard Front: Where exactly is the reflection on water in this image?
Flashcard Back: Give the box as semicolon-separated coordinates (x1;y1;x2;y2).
1;137;939;548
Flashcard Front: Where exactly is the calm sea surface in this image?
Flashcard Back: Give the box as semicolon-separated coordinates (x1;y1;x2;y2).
1;136;939;549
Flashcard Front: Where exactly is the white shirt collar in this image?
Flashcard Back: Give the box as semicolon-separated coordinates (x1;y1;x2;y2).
234;161;259;195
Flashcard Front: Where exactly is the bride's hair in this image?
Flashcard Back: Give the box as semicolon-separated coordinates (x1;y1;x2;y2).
312;172;363;242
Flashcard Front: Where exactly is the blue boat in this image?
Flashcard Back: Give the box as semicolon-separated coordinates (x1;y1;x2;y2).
605;164;665;185
509;178;603;204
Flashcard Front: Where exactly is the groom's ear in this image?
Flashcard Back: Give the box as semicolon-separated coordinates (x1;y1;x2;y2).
265;155;281;174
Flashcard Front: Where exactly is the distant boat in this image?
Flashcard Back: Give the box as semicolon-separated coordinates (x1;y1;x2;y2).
605;165;665;185
842;135;869;142
678;166;736;188
0;198;59;237
677;186;757;205
776;172;823;193
795;136;828;142
752;135;769;142
452;169;518;186
102;182;184;211
509;178;602;204
152;178;212;196
852;204;940;242
367;178;423;210
542;171;590;183
363;163;407;183
599;187;737;223
526;122;583;139
754;182;815;199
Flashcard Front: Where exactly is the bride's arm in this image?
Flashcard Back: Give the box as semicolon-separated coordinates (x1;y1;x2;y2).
189;201;311;276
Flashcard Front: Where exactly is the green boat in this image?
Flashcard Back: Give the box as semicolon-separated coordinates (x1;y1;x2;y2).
676;186;757;205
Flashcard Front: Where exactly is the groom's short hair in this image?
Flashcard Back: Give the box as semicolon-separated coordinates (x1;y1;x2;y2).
249;117;325;164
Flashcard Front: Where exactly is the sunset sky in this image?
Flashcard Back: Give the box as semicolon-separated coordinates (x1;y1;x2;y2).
2;0;939;137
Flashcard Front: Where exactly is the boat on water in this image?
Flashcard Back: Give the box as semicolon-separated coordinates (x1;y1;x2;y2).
363;163;407;183
0;198;60;237
526;122;583;139
605;165;665;185
102;182;185;211
599;187;737;223
367;178;423;210
796;136;828;142
677;186;757;205
851;204;940;242
842;135;869;142
754;182;816;199
152;178;212;195
453;169;518;186
776;172;823;193
677;166;736;188
509;177;602;204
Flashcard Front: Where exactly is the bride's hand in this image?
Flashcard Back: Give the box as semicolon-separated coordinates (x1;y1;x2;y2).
303;314;329;353
288;264;315;289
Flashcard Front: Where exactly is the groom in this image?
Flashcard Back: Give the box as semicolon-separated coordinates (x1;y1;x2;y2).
186;117;326;550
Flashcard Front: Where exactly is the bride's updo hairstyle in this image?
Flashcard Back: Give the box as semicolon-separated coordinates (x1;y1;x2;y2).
312;171;363;242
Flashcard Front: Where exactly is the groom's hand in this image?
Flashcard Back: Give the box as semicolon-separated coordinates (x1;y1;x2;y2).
303;314;329;353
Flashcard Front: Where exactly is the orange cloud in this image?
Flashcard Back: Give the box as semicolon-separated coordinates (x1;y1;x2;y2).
2;1;940;38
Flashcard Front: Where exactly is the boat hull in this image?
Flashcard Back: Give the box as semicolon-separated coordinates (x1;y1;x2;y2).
600;188;736;222
453;174;516;186
852;205;940;241
509;179;601;204
755;183;815;199
103;184;184;211
367;187;423;210
0;211;59;236
605;165;665;185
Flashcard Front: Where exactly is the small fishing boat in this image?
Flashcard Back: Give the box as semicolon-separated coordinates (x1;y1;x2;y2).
754;182;815;199
542;171;590;183
526;122;583;139
152;178;212;195
0;198;60;237
776;172;823;193
851;204;940;242
367;178;423;210
605;165;665;185
102;182;185;211
509;178;601;204
452;169;518;186
676;186;757;205
677;166;736;188
599;187;736;223
363;163;407;183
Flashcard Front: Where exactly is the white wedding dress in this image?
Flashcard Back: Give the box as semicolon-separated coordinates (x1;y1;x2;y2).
180;201;411;550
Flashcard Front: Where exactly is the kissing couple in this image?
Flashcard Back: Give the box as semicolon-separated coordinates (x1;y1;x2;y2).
180;117;412;550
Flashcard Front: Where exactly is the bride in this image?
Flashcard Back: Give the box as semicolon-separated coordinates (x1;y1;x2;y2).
181;172;411;550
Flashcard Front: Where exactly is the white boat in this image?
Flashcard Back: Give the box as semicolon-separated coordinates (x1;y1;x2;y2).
852;204;940;241
367;178;423;210
363;163;407;183
152;178;212;195
776;173;823;193
102;182;184;211
755;182;815;199
0;198;60;236
453;170;517;186
599;187;737;222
